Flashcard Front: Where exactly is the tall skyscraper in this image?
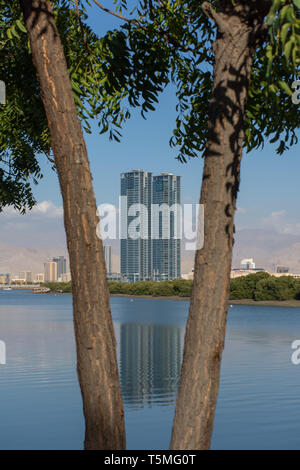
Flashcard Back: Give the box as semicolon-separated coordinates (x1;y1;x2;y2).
152;173;181;281
120;170;152;282
53;256;67;279
44;261;58;282
104;245;112;274
120;170;181;282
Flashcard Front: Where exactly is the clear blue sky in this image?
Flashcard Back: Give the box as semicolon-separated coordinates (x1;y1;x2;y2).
30;2;300;237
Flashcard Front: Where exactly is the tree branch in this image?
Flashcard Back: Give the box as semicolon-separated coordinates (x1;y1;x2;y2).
93;0;193;53
252;22;269;44
92;0;135;23
202;2;232;36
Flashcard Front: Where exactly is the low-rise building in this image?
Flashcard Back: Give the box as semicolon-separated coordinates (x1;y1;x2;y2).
0;274;10;285
60;272;71;283
181;272;194;281
241;258;256;270
107;273;128;282
35;273;45;283
276;266;289;273
19;271;34;283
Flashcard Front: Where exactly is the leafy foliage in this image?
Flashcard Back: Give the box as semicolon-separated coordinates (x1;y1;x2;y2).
81;0;300;160
0;1;47;212
123;0;300;159
44;281;72;292
44;273;300;301
1;0;299;211
108;278;193;296
246;0;300;155
0;0;171;210
230;272;300;300
45;278;193;296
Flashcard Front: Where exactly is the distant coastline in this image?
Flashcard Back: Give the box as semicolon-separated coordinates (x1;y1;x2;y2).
229;299;300;308
29;288;300;307
111;294;300;307
35;274;300;306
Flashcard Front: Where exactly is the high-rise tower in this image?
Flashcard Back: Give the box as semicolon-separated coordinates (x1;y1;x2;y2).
152;173;181;281
52;256;67;279
120;170;152;282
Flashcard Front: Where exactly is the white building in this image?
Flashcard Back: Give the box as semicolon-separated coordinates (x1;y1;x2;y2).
240;258;256;270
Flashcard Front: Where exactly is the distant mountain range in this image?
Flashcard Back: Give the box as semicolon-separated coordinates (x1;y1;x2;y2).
182;229;300;274
0;242;68;276
232;229;300;273
0;228;299;275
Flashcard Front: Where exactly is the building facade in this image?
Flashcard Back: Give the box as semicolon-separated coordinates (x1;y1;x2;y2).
120;170;152;282
152;173;181;281
104;245;112;274
120;170;181;282
19;271;34;283
277;265;289;273
0;274;10;285
44;261;58;282
241;258;256;270
61;272;71;283
35;273;45;283
52;256;67;280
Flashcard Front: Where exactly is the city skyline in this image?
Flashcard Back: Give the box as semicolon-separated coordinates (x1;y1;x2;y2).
0;255;70;285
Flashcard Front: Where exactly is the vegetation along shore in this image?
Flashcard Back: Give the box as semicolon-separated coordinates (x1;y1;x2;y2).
42;272;300;305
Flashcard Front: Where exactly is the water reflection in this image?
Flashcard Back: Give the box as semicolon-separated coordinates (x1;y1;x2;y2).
116;322;184;408
2;292;300;449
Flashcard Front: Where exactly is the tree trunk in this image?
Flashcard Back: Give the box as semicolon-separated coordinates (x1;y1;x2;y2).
170;1;269;450
20;0;125;450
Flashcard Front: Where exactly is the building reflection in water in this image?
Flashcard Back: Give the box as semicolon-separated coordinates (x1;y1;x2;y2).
115;322;185;409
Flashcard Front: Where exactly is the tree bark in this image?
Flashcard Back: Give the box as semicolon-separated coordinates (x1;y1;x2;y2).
170;1;270;450
19;0;125;449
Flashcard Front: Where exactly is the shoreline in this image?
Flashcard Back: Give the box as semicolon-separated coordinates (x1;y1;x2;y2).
112;294;300;307
28;290;300;307
110;293;189;301
229;299;300;308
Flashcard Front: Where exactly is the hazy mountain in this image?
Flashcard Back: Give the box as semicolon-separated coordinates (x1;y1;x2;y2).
104;229;300;274
181;229;300;274
1;228;299;276
232;229;300;273
0;242;68;276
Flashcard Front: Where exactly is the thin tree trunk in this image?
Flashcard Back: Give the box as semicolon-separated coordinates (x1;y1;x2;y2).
20;0;125;450
170;1;270;450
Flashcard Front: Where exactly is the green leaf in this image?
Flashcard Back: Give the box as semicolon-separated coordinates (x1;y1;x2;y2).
293;0;300;9
284;39;294;62
278;81;293;96
71;82;82;95
16;19;27;33
280;23;291;46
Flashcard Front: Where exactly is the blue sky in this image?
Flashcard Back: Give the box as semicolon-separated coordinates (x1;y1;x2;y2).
2;1;300;250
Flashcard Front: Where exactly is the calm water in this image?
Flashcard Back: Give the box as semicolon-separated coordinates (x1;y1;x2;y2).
0;290;300;449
